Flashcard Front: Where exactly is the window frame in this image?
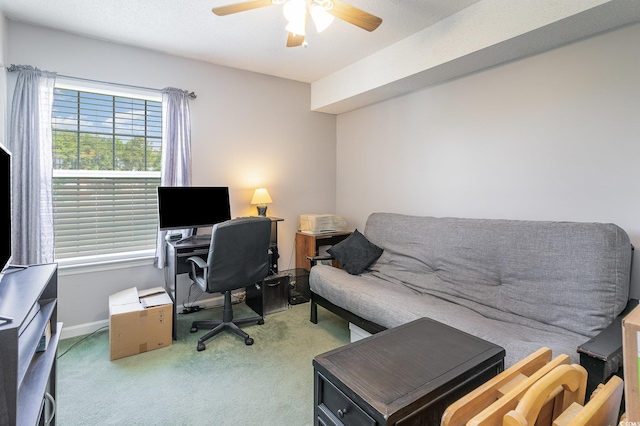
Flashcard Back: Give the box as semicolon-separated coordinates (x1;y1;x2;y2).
52;79;163;272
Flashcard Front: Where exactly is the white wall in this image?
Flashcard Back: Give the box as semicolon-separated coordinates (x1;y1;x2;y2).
6;21;337;332
336;22;640;297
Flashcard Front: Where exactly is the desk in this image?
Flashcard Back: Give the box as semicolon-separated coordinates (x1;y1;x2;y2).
164;217;283;340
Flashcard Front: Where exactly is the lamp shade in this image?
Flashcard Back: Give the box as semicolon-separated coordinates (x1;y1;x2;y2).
251;188;273;205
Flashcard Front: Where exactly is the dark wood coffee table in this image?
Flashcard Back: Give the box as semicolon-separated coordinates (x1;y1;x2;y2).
313;317;505;425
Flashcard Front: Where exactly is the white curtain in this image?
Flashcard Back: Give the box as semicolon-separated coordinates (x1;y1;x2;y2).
154;87;193;268
9;65;57;265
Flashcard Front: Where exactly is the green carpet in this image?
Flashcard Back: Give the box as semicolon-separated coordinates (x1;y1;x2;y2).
56;303;349;425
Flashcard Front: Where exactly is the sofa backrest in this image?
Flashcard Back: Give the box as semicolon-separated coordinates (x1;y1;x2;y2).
364;213;632;337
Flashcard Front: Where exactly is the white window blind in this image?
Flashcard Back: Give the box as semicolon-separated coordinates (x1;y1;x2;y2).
52;170;160;258
51;87;162;261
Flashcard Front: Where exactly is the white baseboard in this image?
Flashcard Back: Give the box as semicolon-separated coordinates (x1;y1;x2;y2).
60;291;245;340
61;319;110;340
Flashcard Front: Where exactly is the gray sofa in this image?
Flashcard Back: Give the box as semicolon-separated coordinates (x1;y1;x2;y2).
310;213;633;383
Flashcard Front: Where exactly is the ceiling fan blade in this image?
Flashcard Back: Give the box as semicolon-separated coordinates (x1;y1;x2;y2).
212;0;274;16
286;32;305;47
327;0;382;32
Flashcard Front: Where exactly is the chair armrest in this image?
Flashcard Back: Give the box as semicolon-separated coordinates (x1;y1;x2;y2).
186;256;208;289
578;298;638;398
186;256;207;269
307;255;334;268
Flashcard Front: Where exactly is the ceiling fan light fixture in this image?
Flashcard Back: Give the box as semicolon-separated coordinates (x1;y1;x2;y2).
211;0;381;47
283;0;305;21
283;0;307;35
285;20;306;35
309;2;334;33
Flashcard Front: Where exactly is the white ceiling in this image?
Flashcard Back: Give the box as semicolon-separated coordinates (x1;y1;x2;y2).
0;0;481;83
1;0;640;114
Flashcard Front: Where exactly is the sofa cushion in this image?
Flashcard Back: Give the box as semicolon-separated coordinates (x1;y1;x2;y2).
363;213;631;337
327;229;383;275
310;264;585;367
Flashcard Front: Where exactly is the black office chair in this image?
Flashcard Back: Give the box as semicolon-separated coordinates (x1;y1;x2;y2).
186;216;271;351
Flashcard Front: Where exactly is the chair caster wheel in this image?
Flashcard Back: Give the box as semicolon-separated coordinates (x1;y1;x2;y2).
245;337;254;345
257;319;264;325
190;326;198;333
197;342;206;351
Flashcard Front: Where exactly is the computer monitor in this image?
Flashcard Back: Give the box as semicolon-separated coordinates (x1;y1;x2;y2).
157;186;231;233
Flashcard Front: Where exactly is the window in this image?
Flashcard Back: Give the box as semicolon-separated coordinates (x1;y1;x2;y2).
51;85;162;262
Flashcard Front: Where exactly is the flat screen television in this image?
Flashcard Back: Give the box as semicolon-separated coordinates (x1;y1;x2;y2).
157;186;231;233
0;143;12;278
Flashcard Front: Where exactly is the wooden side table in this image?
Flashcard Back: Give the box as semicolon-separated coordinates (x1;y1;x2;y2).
313;318;505;425
295;231;352;271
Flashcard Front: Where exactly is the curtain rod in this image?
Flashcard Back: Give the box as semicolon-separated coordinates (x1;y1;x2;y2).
6;64;197;99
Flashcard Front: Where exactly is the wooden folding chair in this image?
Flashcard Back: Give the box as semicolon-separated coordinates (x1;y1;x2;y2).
502;364;588;425
505;370;623;426
441;347;571;426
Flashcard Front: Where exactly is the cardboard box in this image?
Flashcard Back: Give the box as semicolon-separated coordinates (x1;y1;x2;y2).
623;305;640;421
109;286;173;361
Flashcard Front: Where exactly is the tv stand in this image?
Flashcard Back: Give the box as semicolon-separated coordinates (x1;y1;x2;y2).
0;263;60;425
6;264;30;271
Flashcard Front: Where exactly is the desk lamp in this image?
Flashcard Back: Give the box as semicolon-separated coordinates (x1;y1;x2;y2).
251;188;272;216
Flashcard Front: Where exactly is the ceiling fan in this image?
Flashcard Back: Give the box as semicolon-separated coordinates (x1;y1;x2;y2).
212;0;383;47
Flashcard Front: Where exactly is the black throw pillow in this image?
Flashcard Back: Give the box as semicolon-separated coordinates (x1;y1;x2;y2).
327;229;383;275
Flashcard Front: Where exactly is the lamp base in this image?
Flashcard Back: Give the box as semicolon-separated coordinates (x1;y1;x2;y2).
256;205;268;216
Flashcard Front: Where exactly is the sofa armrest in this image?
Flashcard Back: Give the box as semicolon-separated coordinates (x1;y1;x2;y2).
578;298;638;399
307;255;334;268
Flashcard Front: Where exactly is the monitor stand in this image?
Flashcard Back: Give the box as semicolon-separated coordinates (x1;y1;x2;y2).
176;228;212;244
191;227;211;240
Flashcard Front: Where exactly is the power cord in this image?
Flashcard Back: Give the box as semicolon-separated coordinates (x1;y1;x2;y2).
57;326;108;359
287;233;296;271
181;282;204;313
